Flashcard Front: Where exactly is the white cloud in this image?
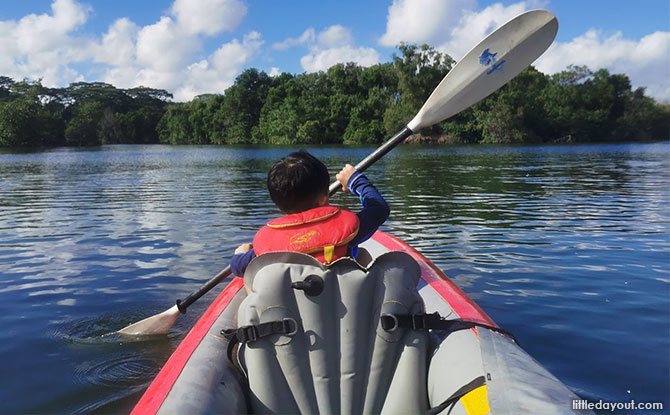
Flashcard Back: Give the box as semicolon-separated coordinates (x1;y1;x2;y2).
317;25;354;48
174;31;264;101
94;18;140;67
102;29;264;101
379;0;474;48
536;30;670;101
273;28;315;50
379;0;529;59
0;0;262;101
274;24;381;73
299;25;381;72
136;17;198;72
4;0;668;103
436;1;528;59
269;67;281;77
301;46;381;73
0;0;92;86
171;0;247;36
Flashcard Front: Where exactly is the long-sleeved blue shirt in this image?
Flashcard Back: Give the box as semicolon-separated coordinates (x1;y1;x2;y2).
231;171;389;276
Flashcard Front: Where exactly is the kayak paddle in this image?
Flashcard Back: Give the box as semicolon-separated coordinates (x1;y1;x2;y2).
119;9;557;336
118;266;231;335
329;9;558;195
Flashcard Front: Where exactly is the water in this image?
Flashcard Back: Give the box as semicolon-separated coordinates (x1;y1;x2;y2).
0;143;668;413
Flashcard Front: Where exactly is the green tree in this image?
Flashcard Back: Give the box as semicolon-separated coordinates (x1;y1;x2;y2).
0;98;64;147
65;101;104;146
618;88;670;141
216;69;272;143
157;104;196;144
384;43;454;136
474;66;549;143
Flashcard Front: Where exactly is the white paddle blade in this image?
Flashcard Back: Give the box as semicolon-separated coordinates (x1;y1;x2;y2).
407;9;558;132
117;305;181;336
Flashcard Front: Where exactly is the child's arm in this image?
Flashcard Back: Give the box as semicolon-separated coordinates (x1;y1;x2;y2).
231;243;255;276
336;165;390;247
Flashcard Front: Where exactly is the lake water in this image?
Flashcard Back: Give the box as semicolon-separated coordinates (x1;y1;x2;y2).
0;143;668;413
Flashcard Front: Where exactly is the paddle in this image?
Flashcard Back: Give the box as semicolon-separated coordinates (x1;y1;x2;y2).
119;9;558;336
330;9;558;194
118;266;232;335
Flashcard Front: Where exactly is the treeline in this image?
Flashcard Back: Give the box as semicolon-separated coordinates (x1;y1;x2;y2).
1;44;668;148
0;78;171;147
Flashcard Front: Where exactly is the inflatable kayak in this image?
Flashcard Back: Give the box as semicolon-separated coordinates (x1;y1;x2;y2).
131;231;590;415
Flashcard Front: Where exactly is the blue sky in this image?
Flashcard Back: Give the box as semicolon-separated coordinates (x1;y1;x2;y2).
1;0;668;101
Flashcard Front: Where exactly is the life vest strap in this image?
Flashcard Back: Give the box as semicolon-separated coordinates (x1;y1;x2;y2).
323;245;335;263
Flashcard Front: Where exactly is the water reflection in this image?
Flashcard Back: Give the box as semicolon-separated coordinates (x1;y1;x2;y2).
0;143;668;412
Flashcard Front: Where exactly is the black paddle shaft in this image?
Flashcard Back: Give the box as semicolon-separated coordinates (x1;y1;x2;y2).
329;126;414;196
176;265;232;313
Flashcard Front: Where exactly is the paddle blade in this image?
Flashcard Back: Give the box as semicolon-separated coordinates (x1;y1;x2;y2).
117;305;181;336
407;9;558;132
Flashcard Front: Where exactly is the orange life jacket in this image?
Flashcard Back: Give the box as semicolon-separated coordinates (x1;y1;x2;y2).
253;206;359;264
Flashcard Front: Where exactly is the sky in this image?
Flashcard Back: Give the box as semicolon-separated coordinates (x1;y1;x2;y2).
1;0;668;102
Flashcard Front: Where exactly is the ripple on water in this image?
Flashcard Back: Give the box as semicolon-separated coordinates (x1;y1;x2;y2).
44;315;179;413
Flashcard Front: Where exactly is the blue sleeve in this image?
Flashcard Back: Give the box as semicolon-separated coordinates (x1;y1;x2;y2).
231;249;256;276
347;171;390;248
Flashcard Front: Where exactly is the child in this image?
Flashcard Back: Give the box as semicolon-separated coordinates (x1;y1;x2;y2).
231;150;389;275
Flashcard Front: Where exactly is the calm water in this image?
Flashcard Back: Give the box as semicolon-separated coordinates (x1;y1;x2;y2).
0;143;668;413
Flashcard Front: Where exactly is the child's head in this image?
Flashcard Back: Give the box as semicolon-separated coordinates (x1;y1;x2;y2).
268;150;330;214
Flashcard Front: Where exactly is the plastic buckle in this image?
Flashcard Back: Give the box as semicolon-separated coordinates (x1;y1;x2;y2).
220;327;236;340
238;325;258;343
411;314;426;330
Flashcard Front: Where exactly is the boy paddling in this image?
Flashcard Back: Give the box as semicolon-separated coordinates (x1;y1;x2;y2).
231;150;389;275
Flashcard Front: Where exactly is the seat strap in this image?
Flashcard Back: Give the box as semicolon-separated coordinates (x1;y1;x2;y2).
221;318;298;363
380;312;518;344
222;318;298;343
425;376;487;415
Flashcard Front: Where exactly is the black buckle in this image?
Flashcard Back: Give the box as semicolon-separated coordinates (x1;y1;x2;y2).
230;318;298;344
410;314;426;330
237;325;258;343
381;312;442;332
414;312;441;330
266;319;294;335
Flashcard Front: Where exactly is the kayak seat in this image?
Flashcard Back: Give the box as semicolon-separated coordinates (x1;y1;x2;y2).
237;251;430;414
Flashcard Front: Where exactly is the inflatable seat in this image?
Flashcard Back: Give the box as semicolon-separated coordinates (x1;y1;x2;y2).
237;251;430;414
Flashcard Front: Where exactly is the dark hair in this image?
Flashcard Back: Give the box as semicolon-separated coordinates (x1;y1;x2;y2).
267;151;330;213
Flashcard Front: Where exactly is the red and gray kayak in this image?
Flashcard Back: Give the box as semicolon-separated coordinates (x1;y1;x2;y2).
132;231;589;415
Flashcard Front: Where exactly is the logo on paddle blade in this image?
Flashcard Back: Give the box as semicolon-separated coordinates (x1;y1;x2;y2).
479;48;505;75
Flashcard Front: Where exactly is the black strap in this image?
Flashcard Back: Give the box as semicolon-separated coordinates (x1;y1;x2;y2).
221;318;298;356
381;312;518;344
426;376;486;415
226;319;297;343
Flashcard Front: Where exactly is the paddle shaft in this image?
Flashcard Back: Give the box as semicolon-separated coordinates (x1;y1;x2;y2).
176;265;232;313
329;126;413;196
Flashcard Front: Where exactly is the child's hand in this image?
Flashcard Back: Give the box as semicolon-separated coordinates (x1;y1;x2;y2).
234;243;252;254
336;164;357;192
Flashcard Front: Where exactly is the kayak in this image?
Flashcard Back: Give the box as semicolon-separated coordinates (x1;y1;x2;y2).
131;231;589;415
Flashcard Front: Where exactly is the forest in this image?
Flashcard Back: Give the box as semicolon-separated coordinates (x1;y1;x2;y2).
1;44;668;148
